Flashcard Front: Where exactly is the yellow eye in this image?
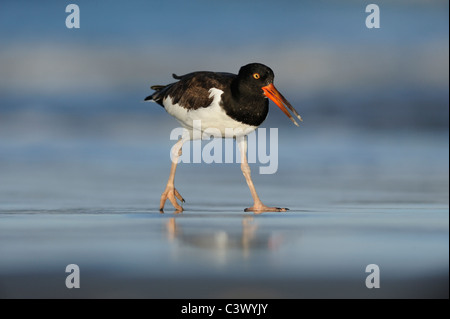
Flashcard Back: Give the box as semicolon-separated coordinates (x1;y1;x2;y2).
253;73;260;79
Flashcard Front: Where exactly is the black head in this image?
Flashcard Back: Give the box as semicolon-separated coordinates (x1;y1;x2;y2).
235;63;303;126
237;63;275;92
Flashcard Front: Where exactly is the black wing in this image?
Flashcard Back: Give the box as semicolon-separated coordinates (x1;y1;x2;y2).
145;72;235;110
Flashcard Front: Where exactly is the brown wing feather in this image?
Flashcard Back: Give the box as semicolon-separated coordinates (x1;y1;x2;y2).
146;72;235;110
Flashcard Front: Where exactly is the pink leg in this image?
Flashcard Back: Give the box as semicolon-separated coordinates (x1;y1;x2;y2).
160;138;186;212
237;136;288;213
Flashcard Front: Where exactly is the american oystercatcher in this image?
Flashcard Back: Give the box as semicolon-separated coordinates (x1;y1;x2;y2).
145;63;302;213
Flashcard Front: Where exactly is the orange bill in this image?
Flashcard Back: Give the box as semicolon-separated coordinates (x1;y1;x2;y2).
262;83;302;127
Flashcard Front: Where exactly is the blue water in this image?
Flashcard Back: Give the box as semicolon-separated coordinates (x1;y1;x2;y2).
1;0;448;44
0;0;448;298
0;119;448;298
1;0;448;131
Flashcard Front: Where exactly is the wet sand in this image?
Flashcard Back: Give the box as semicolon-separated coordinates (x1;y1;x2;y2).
0;130;448;298
0;208;448;298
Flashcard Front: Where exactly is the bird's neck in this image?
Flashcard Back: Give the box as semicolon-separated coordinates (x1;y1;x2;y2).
223;79;269;127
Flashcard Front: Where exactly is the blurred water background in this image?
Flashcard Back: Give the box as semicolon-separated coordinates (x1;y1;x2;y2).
0;0;448;298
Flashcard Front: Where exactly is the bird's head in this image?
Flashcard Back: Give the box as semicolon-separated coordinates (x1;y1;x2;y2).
237;63;302;127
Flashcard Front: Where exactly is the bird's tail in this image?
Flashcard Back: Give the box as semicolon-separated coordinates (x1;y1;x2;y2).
144;85;167;103
145;74;183;104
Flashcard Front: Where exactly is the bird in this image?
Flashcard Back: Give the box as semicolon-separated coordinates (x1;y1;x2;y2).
145;63;302;213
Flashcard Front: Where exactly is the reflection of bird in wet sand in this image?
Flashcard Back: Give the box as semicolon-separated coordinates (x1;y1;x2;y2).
145;63;302;213
165;217;282;258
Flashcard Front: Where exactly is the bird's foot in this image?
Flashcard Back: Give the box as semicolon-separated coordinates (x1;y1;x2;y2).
244;203;289;213
160;186;185;212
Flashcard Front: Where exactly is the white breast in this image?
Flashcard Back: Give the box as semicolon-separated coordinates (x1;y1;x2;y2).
163;88;257;139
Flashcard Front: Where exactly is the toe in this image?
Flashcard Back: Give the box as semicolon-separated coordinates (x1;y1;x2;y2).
167;192;183;211
160;187;184;212
174;188;185;203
